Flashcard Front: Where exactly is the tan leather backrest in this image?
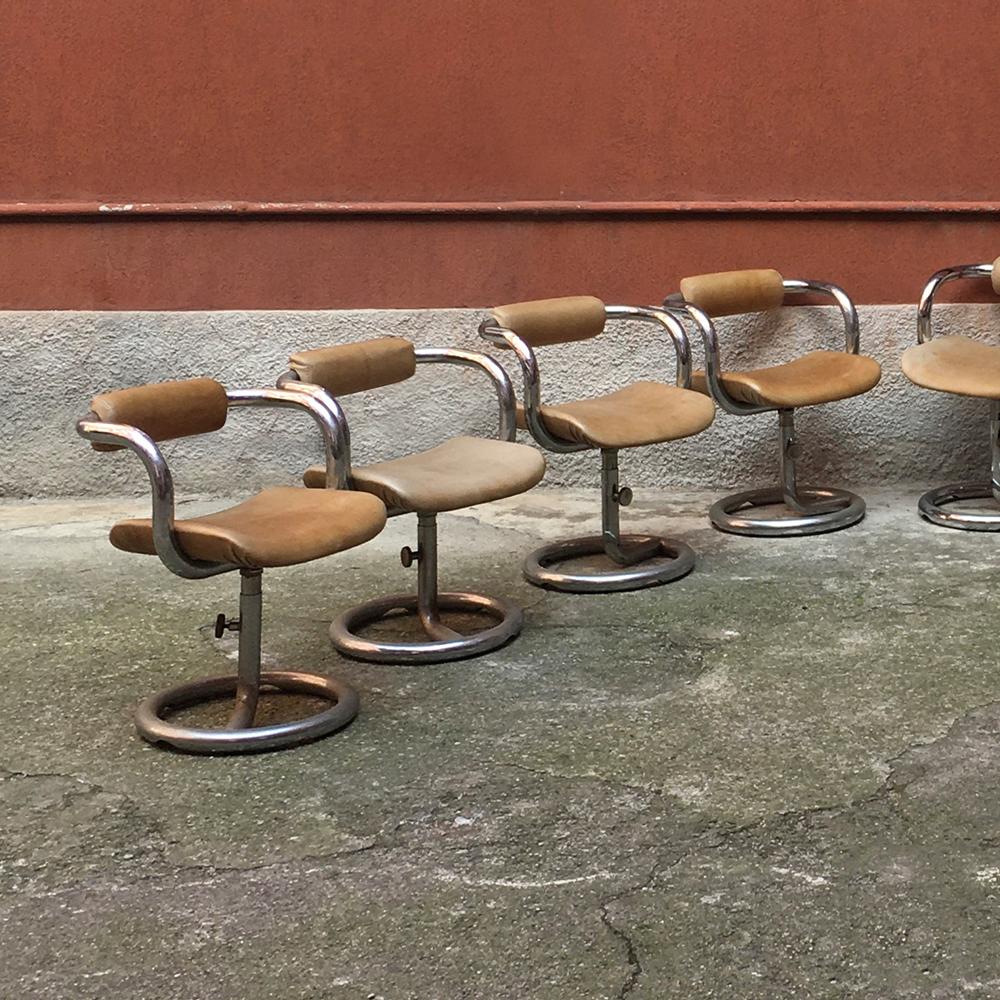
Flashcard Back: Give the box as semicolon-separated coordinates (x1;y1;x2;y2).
679;269;785;318
491;296;606;347
288;337;416;395
992;257;1000;295
90;377;228;451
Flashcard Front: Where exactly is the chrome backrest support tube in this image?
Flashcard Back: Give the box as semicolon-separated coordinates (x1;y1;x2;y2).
662;299;770;416
231;383;351;489
603;304;693;388
75;415;233;579
413;346;518;442
781;278;860;354
477;320;589;453
917;263;994;344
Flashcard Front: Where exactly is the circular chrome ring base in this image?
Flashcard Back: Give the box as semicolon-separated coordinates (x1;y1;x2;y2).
918;483;1000;531
523;534;696;593
710;487;865;537
135;670;359;755
330;592;523;664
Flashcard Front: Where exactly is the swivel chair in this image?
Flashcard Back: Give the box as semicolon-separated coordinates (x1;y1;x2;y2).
280;337;546;664
77;377;386;753
664;269;881;536
479;296;715;592
901;258;1000;529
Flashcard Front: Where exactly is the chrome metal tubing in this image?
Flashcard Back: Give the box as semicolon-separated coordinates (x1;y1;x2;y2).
479;304;695;448
330;513;522;664
710;409;865;537
478;309;698;592
917;263;994;344
917;399;1000;530
665;277;861;416
76;384;353;579
274;373;354;487
710;487;865;537
136;670;359;754
662;300;770;416
603;304;693;388
523;449;695;593
524;535;695;593
135;569;360;753
227;385;350;490
413;347;518;442
75;415;233;579
780;278;860;354
229;569;263;729
478;320;589;454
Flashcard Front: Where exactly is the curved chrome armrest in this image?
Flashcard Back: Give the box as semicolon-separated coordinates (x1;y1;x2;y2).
477;320;589;453
227;385;351;489
603;304;693;388
664;277;861;415
917;263;995;344
413;346;517;442
662;298;770;416
75;415;233;579
781;278;860;354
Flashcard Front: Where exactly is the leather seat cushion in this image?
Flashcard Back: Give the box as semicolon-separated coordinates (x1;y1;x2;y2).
109;486;386;569
516;381;715;449
690;350;881;408
304;436;546;514
901;335;1000;399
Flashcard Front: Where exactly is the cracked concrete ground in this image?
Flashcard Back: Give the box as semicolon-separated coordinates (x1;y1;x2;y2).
2;488;1000;999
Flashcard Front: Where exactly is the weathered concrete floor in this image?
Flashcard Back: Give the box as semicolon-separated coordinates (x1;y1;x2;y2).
2;488;1000;999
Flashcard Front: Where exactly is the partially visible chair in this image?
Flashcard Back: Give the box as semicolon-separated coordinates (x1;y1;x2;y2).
281;337;546;664
901;258;1000;529
479;296;715;592
664;269;881;536
77;377;386;754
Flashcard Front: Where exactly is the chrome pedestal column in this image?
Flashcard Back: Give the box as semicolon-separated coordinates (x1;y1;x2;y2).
918;400;1000;530
524;449;695;593
710;409;865;537
330;513;522;664
135;569;359;753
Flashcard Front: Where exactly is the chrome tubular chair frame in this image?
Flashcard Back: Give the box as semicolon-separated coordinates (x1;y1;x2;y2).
76;385;360;753
481;306;697;592
285;347;523;664
665;280;865;537
913;262;1000;530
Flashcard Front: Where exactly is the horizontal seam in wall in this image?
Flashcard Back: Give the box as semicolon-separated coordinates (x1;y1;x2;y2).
3;199;1000;218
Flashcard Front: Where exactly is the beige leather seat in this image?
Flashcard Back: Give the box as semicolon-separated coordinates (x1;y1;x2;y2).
669;268;876;537
901;258;1000;531
78;376;387;755
305;435;544;513
482;295;709;593
691;350;881;408
110;486;386;568
515;381;715;449
285;336;544;664
901;335;1000;398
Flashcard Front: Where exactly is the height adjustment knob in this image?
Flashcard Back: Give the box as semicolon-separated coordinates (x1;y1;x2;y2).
214;613;241;639
614;485;633;507
400;546;419;568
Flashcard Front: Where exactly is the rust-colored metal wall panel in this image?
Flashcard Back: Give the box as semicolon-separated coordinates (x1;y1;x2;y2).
3;216;1000;309
1;1;999;306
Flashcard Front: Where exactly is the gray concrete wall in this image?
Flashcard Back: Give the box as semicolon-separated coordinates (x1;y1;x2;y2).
3;304;999;498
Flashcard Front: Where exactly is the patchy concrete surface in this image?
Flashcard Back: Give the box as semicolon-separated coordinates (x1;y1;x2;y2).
2;488;1000;998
